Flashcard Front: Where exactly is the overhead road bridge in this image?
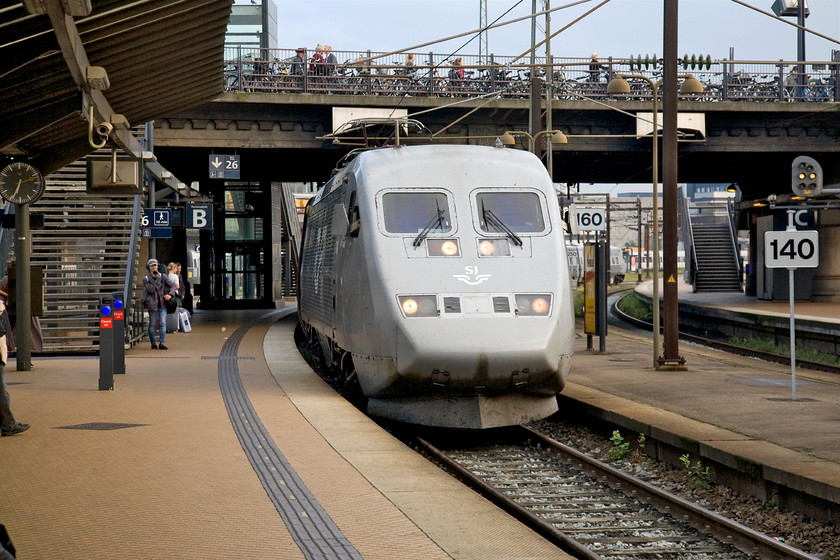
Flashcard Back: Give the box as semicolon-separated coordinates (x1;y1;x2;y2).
151;48;840;203
153;91;840;204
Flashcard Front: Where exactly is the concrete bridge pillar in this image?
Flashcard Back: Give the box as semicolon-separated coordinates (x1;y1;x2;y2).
812;209;840;302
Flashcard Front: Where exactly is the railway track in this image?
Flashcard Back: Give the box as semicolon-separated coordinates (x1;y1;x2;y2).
611;291;840;375
414;425;820;560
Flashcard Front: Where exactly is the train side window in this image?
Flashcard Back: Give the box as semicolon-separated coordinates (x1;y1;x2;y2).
476;192;545;233
382;192;452;234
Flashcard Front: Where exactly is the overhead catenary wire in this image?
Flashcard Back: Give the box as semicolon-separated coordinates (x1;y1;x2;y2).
385;0;608;144
384;1;525;128
354;0;593;65
730;0;840;48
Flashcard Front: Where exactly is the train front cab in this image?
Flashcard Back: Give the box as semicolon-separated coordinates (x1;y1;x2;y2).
352;154;573;427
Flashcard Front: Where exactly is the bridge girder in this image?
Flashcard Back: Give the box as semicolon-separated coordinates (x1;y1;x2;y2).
153;92;840;201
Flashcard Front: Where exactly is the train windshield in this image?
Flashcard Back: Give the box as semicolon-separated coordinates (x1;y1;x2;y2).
476;192;545;233
382;192;452;234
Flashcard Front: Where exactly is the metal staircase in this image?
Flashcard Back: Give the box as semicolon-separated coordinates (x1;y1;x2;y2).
691;222;742;292
5;162;144;353
679;189;742;293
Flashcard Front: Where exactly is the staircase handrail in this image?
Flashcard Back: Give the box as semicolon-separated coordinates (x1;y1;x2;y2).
678;186;697;288
124;194;144;343
726;197;743;291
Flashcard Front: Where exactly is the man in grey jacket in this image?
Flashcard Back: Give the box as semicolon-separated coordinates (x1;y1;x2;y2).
142;259;176;350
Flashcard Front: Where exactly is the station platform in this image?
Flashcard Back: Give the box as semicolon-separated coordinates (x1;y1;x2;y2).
563;279;840;519
636;277;840;325
0;307;570;560
2;289;839;559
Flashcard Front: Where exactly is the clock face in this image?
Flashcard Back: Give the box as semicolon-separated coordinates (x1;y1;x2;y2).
0;162;46;205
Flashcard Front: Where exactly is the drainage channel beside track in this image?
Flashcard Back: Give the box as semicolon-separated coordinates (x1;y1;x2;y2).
414;426;821;560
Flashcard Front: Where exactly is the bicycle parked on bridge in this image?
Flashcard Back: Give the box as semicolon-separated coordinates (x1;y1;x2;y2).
221;47;840;105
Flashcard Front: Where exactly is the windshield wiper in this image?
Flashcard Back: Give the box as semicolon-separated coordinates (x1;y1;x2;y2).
413;208;445;247
483;209;523;246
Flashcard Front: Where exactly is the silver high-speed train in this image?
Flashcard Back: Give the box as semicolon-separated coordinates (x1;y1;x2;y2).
297;144;574;429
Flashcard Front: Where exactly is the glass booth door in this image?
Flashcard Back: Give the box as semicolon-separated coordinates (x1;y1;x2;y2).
203;182;272;308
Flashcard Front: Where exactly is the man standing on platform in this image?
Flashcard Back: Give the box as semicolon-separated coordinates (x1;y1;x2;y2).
142;259;175;350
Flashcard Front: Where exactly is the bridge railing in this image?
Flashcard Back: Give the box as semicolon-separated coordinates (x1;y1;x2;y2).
222;47;840;103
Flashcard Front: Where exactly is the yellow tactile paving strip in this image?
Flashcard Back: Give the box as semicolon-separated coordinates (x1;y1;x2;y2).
1;309;572;559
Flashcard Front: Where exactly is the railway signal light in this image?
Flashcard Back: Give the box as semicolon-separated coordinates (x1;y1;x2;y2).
791;156;822;197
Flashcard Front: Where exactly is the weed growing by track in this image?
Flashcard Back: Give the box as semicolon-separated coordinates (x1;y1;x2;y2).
616;291;653;321
728;336;840;367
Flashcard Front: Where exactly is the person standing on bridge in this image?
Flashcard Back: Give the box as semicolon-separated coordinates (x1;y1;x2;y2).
310;45;326;89
448;57;465;94
589;53;605;83
404;53;417;80
291;48;305;75
290;48;305;91
324;45;337;74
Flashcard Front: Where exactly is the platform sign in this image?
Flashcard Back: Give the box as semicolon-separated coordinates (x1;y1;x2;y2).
142;208;171;228
765;214;820;401
209;155;240;179
141;227;172;238
569;204;606;235
141;208;173;238
186;202;213;230
764;230;819;269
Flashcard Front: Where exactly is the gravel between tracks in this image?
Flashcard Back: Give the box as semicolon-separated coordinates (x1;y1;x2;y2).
300;338;839;558
530;419;840;560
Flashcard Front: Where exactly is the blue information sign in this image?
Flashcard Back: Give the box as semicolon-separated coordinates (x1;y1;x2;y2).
186;202;213;230
209;155;240;179
140;208;173;238
141;228;173;238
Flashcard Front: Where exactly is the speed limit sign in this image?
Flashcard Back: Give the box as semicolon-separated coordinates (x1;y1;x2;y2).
764;230;819;269
569;205;606;234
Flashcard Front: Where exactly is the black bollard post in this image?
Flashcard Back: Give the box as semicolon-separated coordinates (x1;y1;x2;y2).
98;296;114;391
112;292;126;375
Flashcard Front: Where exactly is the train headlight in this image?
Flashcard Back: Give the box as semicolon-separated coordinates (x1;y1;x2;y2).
398;295;438;317
441;240;459;256
403;298;419;315
514;293;552;316
531;297;550;314
427;239;460;257
478;238;511;257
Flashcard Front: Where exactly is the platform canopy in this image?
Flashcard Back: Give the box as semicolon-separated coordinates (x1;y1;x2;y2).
0;0;233;184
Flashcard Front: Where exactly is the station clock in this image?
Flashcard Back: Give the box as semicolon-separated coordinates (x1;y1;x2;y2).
0;161;46;205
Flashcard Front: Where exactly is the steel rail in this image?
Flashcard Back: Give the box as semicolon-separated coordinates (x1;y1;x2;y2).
415;426;821;560
611;295;840;376
414;435;601;560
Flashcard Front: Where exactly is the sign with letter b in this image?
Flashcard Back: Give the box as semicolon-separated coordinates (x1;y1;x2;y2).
187;203;213;230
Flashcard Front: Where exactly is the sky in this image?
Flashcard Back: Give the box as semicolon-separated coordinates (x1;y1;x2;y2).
276;0;840;63
272;0;840;192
